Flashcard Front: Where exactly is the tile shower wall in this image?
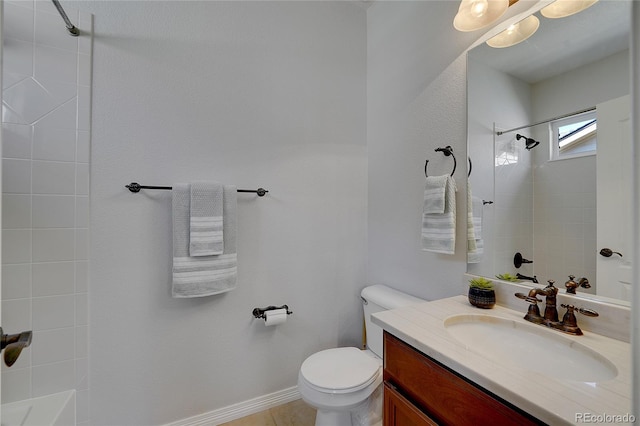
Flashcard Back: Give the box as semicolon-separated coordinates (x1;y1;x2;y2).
1;1;92;423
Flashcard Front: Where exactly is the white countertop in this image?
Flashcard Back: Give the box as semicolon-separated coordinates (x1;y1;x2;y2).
372;295;631;425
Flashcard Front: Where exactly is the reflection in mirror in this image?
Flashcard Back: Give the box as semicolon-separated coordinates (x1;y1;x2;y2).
466;0;631;306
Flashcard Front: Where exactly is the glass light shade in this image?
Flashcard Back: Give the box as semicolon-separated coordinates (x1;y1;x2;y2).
540;0;598;19
454;0;510;32
486;15;540;48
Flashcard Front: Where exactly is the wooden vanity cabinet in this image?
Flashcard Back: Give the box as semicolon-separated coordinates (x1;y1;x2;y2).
383;332;542;426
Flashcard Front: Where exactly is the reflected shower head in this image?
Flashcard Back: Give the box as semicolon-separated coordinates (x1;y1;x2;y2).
516;134;540;150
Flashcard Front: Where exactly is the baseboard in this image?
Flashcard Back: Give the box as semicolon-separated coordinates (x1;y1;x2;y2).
164;386;301;426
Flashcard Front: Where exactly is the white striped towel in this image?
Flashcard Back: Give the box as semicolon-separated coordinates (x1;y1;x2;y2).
421;175;457;254
423;175;448;214
468;194;484;264
173;184;238;297
189;182;223;256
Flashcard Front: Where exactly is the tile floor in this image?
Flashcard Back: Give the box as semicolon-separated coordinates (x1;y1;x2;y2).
220;399;316;426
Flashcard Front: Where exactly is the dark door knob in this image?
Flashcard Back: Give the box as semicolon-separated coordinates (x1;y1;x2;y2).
599;248;623;258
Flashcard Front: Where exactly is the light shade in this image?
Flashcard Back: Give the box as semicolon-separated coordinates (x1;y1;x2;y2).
453;0;510;32
540;0;598;19
486;15;540;48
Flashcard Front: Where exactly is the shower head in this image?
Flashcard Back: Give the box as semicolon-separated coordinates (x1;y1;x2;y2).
516;134;540;151
1;328;32;367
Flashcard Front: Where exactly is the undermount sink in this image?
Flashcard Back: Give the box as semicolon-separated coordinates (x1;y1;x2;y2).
444;314;618;383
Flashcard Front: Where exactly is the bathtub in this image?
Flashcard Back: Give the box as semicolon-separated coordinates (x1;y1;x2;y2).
1;390;75;426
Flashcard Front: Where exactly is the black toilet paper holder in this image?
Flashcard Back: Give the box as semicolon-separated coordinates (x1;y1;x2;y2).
252;305;293;320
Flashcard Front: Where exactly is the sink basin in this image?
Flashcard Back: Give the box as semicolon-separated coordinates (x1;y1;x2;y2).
444;314;618;382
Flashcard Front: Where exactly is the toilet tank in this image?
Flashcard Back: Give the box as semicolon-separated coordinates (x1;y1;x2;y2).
361;285;425;358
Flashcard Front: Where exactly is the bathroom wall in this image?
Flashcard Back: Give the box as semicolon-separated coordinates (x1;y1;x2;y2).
1;0;92;423
82;1;367;424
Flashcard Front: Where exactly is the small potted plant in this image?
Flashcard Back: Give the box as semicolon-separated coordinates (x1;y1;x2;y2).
495;273;519;282
468;277;495;309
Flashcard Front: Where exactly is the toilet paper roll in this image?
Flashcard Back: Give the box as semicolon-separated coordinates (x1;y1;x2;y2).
264;308;288;326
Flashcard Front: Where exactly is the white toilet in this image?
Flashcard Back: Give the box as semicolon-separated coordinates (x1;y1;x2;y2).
298;285;425;426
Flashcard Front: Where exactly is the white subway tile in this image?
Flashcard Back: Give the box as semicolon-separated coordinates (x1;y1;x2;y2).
76;389;90;424
32;261;74;296
2;229;32;264
35;78;76;106
77;131;90;163
1;367;32;403
33;295;75;330
75;357;88;390
2;103;29;124
76;163;89;195
31;328;75;366
2;38;34;86
32;229;75;262
31;360;75;397
78;86;91;131
4;3;35;42
76;196;89;228
3;159;32;194
34;98;77;130
75;261;88;293
75;229;88;260
2;298;32;332
75;327;88;360
32;160;75;194
33;126;77;162
75;293;88;326
2;123;33;159
34;44;78;86
32;195;75;228
3;194;32;229
2;78;59;124
2;264;31;300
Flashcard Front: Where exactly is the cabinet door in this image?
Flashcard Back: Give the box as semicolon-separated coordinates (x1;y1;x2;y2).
384;382;438;426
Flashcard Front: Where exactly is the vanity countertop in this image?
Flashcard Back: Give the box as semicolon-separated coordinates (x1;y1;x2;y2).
372;295;631;425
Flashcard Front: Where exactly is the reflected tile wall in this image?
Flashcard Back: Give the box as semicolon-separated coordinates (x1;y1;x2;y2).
1;1;92;424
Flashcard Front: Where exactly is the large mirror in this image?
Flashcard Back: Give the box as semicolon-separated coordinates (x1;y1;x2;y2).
466;0;631;305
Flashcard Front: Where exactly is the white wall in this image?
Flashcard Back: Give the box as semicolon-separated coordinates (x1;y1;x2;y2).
82;1;366;424
1;1;92;423
366;1;484;301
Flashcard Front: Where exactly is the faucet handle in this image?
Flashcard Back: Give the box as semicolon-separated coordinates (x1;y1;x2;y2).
545;279;556;288
560;304;599;317
515;292;541;304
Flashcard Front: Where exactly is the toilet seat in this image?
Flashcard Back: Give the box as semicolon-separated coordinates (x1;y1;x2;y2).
299;347;382;394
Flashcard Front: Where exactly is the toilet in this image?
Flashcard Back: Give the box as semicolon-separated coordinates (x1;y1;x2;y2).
298;285;425;426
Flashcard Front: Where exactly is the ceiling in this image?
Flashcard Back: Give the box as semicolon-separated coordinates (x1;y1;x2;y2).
468;0;630;83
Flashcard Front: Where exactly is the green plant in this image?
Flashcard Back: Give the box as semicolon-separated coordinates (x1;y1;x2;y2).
468;277;494;290
495;273;519;282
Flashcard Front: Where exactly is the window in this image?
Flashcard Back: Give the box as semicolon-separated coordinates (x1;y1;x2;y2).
550;110;597;160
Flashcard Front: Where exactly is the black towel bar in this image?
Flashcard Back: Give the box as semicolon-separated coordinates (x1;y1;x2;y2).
125;182;268;197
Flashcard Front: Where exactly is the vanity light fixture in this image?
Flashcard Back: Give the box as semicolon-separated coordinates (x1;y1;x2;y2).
540;0;598;19
486;15;540;48
453;0;510;32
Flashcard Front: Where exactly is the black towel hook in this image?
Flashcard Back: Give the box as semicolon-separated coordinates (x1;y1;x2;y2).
468;157;472;178
425;146;456;178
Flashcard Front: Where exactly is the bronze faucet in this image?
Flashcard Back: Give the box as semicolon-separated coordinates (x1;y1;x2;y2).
515;280;598;336
564;275;591;294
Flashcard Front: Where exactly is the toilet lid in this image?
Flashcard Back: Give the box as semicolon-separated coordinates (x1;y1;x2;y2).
300;347;381;392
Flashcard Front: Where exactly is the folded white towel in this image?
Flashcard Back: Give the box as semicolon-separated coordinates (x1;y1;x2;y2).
421;175;456;254
467;194;484;264
423;175;448;214
189;182;223;256
173;184;237;297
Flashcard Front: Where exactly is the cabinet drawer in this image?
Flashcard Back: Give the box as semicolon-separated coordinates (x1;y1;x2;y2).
383;332;541;426
384;382;438;426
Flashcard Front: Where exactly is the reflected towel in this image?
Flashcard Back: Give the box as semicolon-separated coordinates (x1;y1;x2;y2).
468;193;484;264
421;175;457;254
173;184;237;297
189;182;223;256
